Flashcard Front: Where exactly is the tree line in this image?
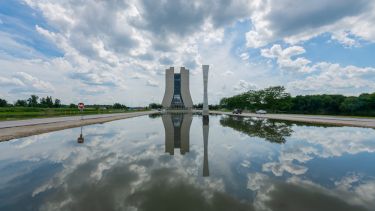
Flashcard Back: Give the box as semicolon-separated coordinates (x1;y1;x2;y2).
219;86;375;116
0;95;128;110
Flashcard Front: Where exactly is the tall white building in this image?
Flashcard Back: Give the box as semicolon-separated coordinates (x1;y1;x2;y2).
202;65;209;116
162;67;193;109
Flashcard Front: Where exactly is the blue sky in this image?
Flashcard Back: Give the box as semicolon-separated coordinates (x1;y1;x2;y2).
1;0;375;105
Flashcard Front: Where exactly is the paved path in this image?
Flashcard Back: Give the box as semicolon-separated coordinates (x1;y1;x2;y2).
0;111;157;141
0;113;142;129
211;111;375;128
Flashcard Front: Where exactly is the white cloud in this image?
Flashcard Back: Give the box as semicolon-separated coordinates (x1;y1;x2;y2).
0;0;373;105
146;79;159;87
331;31;360;47
246;0;375;48
221;70;234;77
0;72;54;94
288;62;375;94
233;80;257;92
261;44;312;73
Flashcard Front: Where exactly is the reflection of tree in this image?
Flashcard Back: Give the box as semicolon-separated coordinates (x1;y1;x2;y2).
220;116;293;143
149;113;162;119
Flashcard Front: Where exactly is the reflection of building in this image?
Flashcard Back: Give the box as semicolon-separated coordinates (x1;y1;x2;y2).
203;116;209;177
161;113;210;177
162;67;193;109
162;113;192;155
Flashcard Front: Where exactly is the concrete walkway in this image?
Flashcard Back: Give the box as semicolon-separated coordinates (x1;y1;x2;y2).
211;111;375;128
0;111;157;141
0;113;149;129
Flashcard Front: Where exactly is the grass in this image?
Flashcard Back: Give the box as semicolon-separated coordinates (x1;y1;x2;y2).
0;107;146;121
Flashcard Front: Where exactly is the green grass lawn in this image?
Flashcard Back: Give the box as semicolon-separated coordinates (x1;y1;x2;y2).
0;107;145;121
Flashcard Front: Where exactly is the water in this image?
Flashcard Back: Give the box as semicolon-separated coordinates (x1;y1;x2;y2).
1;114;375;211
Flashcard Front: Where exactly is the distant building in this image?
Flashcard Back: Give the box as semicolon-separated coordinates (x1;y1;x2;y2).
162;67;193;109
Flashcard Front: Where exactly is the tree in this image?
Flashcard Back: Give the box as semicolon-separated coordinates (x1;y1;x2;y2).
339;97;363;114
15;100;27;107
263;86;291;111
69;103;76;108
149;103;162;109
54;99;61;108
113;103;127;109
46;96;54;107
0;98;7;107
27;95;39;107
218;86;375;116
193;103;203;109
40;97;47;107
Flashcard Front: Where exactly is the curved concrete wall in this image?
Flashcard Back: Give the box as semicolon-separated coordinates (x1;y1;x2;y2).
162;67;174;108
180;67;193;108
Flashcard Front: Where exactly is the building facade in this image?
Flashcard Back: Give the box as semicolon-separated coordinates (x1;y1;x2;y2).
162;67;193;109
202;65;209;116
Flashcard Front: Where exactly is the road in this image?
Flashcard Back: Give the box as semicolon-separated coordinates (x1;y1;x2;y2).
0;113;144;129
0;111;157;141
211;111;375;128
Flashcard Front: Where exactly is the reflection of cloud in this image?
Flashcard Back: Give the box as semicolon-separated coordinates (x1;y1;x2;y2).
247;174;373;211
2;116;375;210
292;127;375;158
262;161;308;176
38;161;252;211
262;126;375;177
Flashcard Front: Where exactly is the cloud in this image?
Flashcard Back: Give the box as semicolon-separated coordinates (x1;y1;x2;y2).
233;80;257;92
331;31;360;47
246;0;375;47
135;0;251;39
287;62;375;93
69;71;125;88
221;70;234;77
0;72;54;94
261;44;312;73
146;79;159;87
0;0;373;104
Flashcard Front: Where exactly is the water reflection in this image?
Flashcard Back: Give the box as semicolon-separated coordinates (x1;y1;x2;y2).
162;113;192;155
203;116;209;177
77;126;84;143
220;116;293;143
162;113;210;177
1;115;375;210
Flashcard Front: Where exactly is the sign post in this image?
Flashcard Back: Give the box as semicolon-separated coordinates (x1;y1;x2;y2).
78;102;85;120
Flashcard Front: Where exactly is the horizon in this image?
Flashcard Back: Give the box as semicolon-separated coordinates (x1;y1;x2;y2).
1;0;375;106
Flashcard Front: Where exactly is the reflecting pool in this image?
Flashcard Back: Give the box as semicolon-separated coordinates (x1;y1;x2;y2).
1;114;375;211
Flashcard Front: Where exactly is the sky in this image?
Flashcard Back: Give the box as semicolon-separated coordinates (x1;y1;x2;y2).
1;0;375;106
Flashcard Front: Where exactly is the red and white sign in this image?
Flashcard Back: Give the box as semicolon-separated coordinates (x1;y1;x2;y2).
78;102;85;110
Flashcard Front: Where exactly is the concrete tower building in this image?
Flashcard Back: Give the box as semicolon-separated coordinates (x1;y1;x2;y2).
202;65;209;116
162;67;193;109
